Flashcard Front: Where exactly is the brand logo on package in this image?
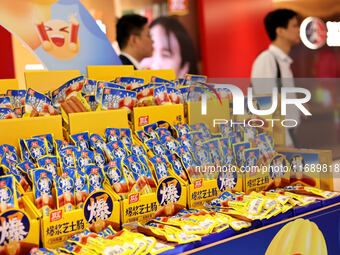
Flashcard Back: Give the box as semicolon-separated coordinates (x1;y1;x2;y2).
156;177;181;206
0;210;30;246
139;116;149;126
217;170;238;192
83;191;113;224
300;17;327;50
50;210;63;222
129;193;140;204
194;179;203;189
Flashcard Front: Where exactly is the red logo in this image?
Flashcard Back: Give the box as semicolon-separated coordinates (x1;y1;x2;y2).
78;135;83;140
81;152;88;157
129;193;139;204
156;157;161;162
139;116;149;126
3;147;8;152
110;130;116;135
66;149;72;154
104;88;110;94
0;181;5;187
7;91;12;96
41;172;47;178
46;159;51;164
99;82;104;88
194;179;203;189
28;90;35;96
50;210;62;222
32;142;38;147
91;168;99;174
109;161;116;167
113;143;118;148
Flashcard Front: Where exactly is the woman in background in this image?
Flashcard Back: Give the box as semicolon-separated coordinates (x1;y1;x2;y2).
142;16;198;78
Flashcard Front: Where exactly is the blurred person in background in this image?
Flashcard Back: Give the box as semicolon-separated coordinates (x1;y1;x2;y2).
116;14;153;70
251;9;301;147
142;16;198;78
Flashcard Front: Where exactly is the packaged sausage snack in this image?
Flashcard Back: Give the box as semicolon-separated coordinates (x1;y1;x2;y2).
75;171;89;209
0;175;18;213
71;132;90;151
25;88;58;117
85;165;105;193
25;138;48;162
0;107;17;119
82;79;98;96
59;146;78;170
105;128;120;143
75;150;95;170
7;89;26;108
149;156;169;183
95;81;124;104
0;144;19;162
104;159;129;198
101;87;137;114
37;156;58;177
106;141;128;160
33;134;55;155
1;158;31;192
56;171;75;212
32;169;54;217
119;128;133;145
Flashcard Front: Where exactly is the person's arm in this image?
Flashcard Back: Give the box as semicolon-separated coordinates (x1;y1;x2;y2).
251;52;277;94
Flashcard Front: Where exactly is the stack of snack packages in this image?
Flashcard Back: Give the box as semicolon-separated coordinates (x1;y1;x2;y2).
0;74;205;120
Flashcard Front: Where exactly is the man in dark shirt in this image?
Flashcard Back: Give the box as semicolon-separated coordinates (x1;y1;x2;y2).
116;14;153;70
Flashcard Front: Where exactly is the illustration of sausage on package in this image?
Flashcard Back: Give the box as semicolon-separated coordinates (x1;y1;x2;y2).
56;171;75;212
101;87;137;114
32;169;54;217
25;88;58;117
0;175;18;213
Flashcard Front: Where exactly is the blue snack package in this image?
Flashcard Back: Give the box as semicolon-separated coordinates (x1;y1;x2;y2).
179;86;190;103
0;175;18;212
25;88;58;116
71;132;90;151
52;80;70;108
32;169;54;217
161;135;179;154
95;81;124;104
144;123;159;140
75;171;89;208
155;128;171;139
104;159;126;192
219;123;232;137
167;154;189;183
7;89;26;108
219;138;230;150
17;161;35;181
145;139;167;156
105;128;120;143
132;83;154;107
89;134;107;151
222;147;235;166
150;76;176;87
125;144;147;157
19;139;34;163
136;130;149;143
33;134;55;155
183;74;207;85
82;79;97;96
0;96;11;108
85;164;105;193
75;150;95;170
153;85;171;105
149;156;169;183
203;139;223;164
0;108;17;119
232;142;251;166
123;155;151;193
243;148;260;168
106;140;128;160
119;128;133;145
1;158;31;192
25;138;48;162
54;139;72;152
176;135;194;152
84;95;98;111
0;144;19;162
167;87;181;104
189;131;204;146
175;146;196;176
138;155;156;187
174;124;190;137
37;156;58;177
192;144;213;166
56;171;75;212
59;146;78;170
94;149;106;168
101;87;137;114
114;77;144;88
244;126;257;143
190;123;211;140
